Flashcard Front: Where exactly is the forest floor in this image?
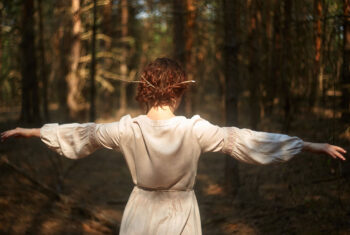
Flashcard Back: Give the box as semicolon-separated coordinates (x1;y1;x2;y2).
1;108;350;234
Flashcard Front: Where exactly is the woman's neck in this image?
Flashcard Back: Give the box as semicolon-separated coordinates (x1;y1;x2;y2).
147;105;175;120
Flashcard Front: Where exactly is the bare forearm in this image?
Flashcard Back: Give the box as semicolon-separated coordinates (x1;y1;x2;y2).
302;141;346;160
1;127;41;141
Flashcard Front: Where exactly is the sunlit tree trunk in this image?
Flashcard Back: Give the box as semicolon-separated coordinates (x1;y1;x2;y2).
19;0;41;123
38;0;49;121
119;0;129;115
89;0;97;121
342;0;350;119
102;0;112;50
223;0;240;196
66;0;82;120
52;1;69;121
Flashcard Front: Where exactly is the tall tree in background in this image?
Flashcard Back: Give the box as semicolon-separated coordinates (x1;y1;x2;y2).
66;0;82;120
102;0;112;50
0;2;2;76
19;0;41;123
281;0;292;132
269;0;282;115
248;0;262;129
342;0;350;119
184;0;196;115
173;0;185;63
311;0;323;107
89;0;97;121
172;0;195;116
53;1;70;121
37;0;49;121
118;0;129;115
222;0;240;196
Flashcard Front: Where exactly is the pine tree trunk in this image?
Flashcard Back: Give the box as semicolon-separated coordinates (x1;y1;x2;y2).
19;0;41;123
119;0;129;116
248;0;261;130
223;0;240;196
311;0;323;108
270;0;281;116
282;0;292;132
38;0;49;121
183;0;195;115
66;0;83;120
342;0;350;119
173;0;185;64
89;0;97;121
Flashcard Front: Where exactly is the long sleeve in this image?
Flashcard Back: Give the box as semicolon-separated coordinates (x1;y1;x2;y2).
193;116;304;165
40;121;122;159
221;127;304;164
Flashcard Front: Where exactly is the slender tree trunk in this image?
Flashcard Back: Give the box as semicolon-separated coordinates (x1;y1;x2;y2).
183;0;195;115
248;0;261;129
223;0;240;196
311;0;323;107
89;0;97;121
342;0;350;119
19;0;41;123
270;0;281;115
66;0;82;120
38;0;49;121
0;3;2;77
172;0;186;115
103;0;112;49
52;1;70;121
119;0;129;115
282;0;292;132
264;1;277;116
173;0;185;64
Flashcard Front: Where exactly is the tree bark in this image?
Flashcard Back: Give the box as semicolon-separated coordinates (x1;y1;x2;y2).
0;2;2;78
342;0;350;119
310;0;323;107
223;0;240;196
19;0;41;123
183;0;196;115
248;0;262;129
89;0;97;121
66;0;83;120
38;0;49;121
282;0;292;132
173;0;185;64
270;0;282;115
118;0;129;116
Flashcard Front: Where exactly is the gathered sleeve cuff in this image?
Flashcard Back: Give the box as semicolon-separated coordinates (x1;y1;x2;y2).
221;127;304;165
40;123;102;159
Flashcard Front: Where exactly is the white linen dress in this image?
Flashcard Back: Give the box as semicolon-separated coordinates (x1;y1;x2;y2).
40;114;304;234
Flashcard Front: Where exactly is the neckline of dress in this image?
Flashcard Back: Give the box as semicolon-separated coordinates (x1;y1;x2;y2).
139;115;186;126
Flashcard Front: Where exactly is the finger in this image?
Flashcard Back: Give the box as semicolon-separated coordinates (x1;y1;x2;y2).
331;150;346;161
333;145;347;154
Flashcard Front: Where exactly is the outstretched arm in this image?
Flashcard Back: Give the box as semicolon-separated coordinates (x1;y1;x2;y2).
1;122;121;159
1;127;40;141
302;142;346;161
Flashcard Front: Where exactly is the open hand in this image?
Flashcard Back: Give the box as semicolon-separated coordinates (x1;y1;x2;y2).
303;142;347;161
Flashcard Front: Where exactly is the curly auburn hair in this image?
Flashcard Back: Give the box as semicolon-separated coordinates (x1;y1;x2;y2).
135;58;189;109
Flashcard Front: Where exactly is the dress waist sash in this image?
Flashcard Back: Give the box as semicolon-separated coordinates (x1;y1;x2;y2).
135;185;193;192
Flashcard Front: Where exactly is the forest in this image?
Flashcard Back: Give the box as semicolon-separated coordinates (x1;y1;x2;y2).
0;0;350;234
